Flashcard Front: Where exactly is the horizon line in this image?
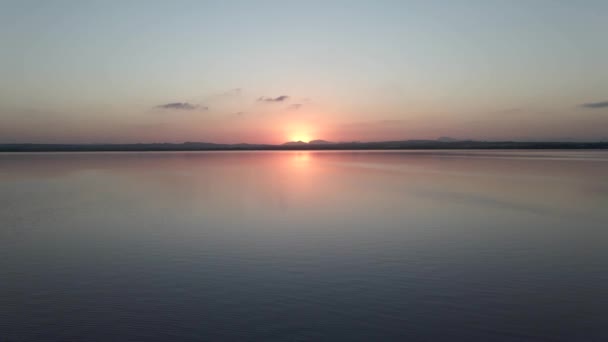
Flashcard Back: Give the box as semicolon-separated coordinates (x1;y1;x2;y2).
1;138;608;146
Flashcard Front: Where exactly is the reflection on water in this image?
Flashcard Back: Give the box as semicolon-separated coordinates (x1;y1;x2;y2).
1;151;607;341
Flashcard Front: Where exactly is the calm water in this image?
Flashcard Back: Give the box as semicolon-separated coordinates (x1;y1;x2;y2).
1;150;607;341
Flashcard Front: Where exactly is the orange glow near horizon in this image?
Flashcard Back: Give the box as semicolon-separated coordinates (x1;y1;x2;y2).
289;134;312;143
285;123;315;143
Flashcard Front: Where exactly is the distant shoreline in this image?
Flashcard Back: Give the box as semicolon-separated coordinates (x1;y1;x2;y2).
1;141;607;152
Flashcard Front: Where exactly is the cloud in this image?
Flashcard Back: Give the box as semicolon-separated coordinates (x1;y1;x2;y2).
258;95;289;102
287;104;302;111
581;100;608;109
156;102;204;110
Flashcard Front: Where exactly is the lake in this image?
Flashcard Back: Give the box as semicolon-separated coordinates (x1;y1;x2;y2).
1;150;607;341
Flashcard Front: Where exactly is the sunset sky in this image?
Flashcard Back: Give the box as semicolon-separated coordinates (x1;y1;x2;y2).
1;0;607;144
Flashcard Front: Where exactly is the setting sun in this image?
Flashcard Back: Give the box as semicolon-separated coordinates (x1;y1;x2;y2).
289;134;311;143
285;123;314;142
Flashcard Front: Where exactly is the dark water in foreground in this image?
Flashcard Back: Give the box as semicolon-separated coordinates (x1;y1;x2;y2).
1;150;607;341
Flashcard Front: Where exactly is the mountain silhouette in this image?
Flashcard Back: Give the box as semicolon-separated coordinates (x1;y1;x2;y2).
308;139;333;144
282;140;308;146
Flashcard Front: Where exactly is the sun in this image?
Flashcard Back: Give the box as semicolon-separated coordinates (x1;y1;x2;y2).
289;133;311;143
286;123;313;142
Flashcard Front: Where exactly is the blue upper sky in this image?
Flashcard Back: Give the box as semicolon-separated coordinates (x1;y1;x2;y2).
1;0;607;143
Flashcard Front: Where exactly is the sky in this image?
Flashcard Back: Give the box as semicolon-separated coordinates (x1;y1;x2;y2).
1;0;607;144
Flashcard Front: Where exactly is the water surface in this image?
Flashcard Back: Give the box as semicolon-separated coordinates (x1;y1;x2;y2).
1;150;607;341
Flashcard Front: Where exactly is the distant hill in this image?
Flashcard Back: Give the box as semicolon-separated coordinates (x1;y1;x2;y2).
282;141;308;146
282;139;333;145
308;139;333;145
437;137;461;142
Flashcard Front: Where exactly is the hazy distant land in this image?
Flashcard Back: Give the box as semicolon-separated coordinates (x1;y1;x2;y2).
1;139;607;152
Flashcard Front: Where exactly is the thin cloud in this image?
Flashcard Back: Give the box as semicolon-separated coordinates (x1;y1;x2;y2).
287;104;302;111
156;102;205;110
258;95;289;103
581;100;608;109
